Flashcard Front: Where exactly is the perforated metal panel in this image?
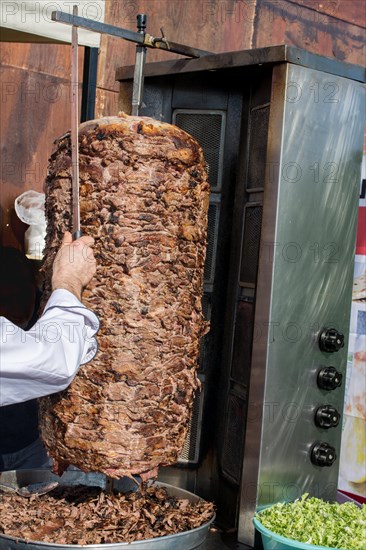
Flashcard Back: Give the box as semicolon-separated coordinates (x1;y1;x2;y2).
247;105;270;190
199;293;212;374
178;376;205;464
204;198;220;284
201;292;211;320
178;294;211;464
173;110;226;191
231;299;255;385
240;205;263;286
221;392;247;484
173;111;225;466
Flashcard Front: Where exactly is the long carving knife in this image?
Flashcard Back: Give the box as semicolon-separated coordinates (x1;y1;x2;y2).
71;4;82;240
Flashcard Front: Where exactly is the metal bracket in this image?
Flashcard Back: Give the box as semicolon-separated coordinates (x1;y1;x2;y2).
51;9;211;115
151;28;170;51
51;11;210;58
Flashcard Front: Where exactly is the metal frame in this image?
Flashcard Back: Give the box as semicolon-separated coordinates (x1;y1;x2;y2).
238;62;364;546
52;10;210;58
116;44;365;83
52;9;211;117
238;63;287;545
115;49;365;547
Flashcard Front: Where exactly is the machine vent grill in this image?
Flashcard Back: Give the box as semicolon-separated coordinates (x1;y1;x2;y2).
231;299;254;385
221;392;247;484
178;377;205;465
204;200;220;284
247;105;270;190
198;293;212;374
172;110;225;467
173;110;226;191
240;205;263;286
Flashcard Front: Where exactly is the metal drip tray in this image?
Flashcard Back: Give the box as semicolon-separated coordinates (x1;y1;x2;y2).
0;470;215;550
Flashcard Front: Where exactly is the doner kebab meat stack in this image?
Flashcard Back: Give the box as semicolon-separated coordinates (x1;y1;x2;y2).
40;113;209;480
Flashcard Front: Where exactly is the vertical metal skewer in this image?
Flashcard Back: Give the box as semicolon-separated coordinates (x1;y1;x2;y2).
71;4;81;240
105;477;114;494
131;14;147;116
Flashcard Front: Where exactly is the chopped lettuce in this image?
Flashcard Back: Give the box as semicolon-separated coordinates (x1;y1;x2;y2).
255;493;366;549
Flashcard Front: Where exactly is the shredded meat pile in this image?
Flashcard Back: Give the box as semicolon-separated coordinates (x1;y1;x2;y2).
40;113;209;479
0;485;215;545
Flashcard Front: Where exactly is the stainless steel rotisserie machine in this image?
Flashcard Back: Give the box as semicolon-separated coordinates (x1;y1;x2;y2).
117;46;365;547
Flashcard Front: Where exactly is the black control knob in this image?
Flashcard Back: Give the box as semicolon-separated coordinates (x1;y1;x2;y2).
317;367;343;390
311;442;337;467
319;328;344;353
315;405;340;429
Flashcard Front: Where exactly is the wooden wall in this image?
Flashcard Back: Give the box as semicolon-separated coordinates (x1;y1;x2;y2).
1;0;365;248
98;0;365;116
0;43;84;248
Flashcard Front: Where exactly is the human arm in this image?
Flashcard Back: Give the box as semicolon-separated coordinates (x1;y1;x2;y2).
0;289;99;406
0;231;99;407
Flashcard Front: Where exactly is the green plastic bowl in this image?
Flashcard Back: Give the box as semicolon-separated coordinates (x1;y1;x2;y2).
253;516;342;550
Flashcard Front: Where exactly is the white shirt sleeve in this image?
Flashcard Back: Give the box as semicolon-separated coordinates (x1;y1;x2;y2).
0;289;100;407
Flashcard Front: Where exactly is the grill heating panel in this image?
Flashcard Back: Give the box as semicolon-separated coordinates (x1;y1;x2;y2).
128;56;365;547
239;63;365;544
172;109;226;465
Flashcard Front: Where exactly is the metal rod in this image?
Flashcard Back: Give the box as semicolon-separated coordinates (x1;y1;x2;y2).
71;5;81;240
105;476;114;494
144;34;210;58
132;14;147;116
51;11;210;58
